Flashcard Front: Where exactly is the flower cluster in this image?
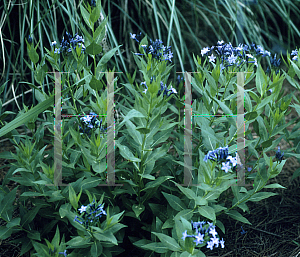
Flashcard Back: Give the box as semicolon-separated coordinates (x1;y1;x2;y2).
90;0;96;7
74;200;107;229
51;31;85;54
130;32;173;62
28;35;33;44
79;111;110;137
291;49;298;61
200;41;284;74
275;146;284;162
182;220;225;250
140;77;177;97
203;145;237;173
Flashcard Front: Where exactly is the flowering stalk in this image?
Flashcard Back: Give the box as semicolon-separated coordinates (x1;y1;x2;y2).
74;199;107;231
182;220;225;252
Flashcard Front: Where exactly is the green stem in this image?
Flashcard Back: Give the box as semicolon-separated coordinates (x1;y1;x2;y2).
137;96;153;205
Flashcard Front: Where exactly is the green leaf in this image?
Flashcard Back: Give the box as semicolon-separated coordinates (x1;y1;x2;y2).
28;47;39;64
90;3;101;23
0;227;12;240
97;45;121;68
290;60;300;81
152;232;181;251
176;184;196;199
256;116;268;142
115;140;141;162
248;90;260;104
80;22;93;44
20;191;43;197
0;86;73;138
21;206;41;228
212;97;233;115
91;241;103;257
142;242;169;253
225;210;252;225
86;41;103;55
142;176;173;191
132;204;145;218
89;75;103;90
144;142;170;166
139;174;155;180
198;205;216;221
248;192;278;202
195;196;208;206
67;236;91;248
69;185;78;210
6;217;21;228
81;177;102;190
80;5;92;30
263;183;286;189
162;192;186;211
0;186;18;221
28;230;41;241
94;17;108;43
256;66;267;96
170;252;181;257
245;111;258;121
261;138;273;148
51;225;61;247
118;109;145;127
93;231;118;245
125;119;143;147
18;237;32;256
136;127;151;134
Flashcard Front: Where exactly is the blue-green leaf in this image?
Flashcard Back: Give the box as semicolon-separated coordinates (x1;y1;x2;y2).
248;192;278;202
225;210;252;225
162;192;186;211
152;232;181;251
198;205;216;221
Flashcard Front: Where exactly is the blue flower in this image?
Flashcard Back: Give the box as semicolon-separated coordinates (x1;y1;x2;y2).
185;220;223;250
226;155;237;167
220;238;225;248
275;146;284;162
208;54;216;63
291;49;298;56
52;32;86;55
227;54;237;64
182;230;189;240
74;200;107;229
78;205;87;213
193;232;205;245
241;226;247;235
208;227;218;237
221;161;231;173
28;35;33;44
211;236;220;248
207;240;214;250
201;47;210;56
91;0;96;7
130;33;173;62
58;250;68;256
